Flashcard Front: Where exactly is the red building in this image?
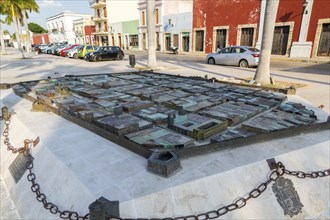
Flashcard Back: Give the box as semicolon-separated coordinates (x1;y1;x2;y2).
193;0;329;58
32;33;49;45
84;25;96;45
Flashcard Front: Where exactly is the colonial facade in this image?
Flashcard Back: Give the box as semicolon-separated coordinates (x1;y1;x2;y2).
46;12;92;44
90;0;139;47
106;0;139;48
73;17;95;45
90;0;108;46
138;0;193;52
193;0;330;58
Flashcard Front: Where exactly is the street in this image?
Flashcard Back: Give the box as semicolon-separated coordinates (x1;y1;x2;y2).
1;47;329;113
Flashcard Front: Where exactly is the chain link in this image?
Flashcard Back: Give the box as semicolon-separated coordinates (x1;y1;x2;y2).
24;148;90;220
2;114;30;154
2;113;330;220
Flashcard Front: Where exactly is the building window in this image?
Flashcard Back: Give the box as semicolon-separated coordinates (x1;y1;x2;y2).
103;7;107;17
195;30;204;51
142;11;145;25
130;35;138;46
317;23;330;56
216;29;227;50
240;28;254;46
155;8;159;24
272;26;289;55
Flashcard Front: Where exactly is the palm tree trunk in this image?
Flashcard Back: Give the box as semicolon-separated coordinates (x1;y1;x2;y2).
147;0;157;68
11;4;25;58
22;10;32;53
253;0;279;84
0;22;7;55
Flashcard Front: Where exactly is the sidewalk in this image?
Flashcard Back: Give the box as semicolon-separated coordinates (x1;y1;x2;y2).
124;48;330;64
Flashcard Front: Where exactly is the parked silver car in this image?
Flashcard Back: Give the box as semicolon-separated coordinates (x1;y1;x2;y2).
206;46;260;68
66;45;83;58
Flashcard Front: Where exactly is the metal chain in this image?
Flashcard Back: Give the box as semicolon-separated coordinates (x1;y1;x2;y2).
24;147;90;220
2;114;30;154
2;112;89;220
2;112;330;220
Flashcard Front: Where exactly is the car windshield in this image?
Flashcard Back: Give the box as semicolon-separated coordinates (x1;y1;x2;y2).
96;47;105;51
247;47;260;52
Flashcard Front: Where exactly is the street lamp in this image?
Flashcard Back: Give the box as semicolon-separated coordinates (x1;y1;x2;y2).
302;0;308;14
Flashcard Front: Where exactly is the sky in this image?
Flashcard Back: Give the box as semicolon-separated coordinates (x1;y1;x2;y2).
2;0;94;34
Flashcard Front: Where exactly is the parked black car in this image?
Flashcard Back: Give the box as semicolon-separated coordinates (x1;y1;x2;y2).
86;46;124;62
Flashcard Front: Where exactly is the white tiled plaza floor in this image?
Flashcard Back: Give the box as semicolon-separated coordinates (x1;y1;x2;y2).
1;87;329;219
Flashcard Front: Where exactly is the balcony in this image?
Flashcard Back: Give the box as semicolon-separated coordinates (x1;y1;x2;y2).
90;0;106;8
92;27;108;35
92;13;107;21
75;32;83;37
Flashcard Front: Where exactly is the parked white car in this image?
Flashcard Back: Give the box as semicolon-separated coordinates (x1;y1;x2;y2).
206;46;260;68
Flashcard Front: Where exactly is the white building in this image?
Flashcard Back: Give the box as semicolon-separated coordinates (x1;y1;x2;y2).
106;0;139;48
138;0;193;52
47;12;92;44
90;0;139;47
73;17;94;45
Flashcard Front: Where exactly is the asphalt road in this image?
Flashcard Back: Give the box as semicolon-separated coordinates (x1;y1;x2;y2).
1;47;329;113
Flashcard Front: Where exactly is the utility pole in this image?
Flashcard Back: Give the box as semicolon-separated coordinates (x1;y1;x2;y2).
253;0;279;84
147;0;157;68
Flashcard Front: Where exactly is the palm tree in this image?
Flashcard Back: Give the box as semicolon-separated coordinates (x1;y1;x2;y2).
147;0;157;68
19;0;39;52
1;0;39;58
253;0;280;84
0;21;7;54
0;3;9;54
2;0;25;58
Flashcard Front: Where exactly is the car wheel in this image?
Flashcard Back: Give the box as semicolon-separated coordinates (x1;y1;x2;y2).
118;54;123;60
73;53;77;59
207;58;216;65
239;60;249;68
94;56;101;62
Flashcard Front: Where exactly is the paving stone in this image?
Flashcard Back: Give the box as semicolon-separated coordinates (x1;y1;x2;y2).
201;82;227;90
122;100;154;113
200;101;264;126
168;113;227;140
114;74;146;80
241;108;316;133
278;102;317;119
112;83;148;93
227;86;260;95
237;96;281;110
133;106;176;125
125;126;194;149
210;128;256;143
253;90;287;101
95;114;152;136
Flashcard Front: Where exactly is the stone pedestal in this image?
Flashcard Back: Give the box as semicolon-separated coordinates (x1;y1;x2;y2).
290;42;312;58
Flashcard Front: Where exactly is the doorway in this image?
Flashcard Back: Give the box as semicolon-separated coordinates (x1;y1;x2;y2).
240;28;254;46
317;23;330;56
165;35;171;51
216;29;227;50
272;26;289;55
195;30;204;51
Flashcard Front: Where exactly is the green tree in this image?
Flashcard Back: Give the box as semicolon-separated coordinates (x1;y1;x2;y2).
0;2;9;54
1;0;39;57
28;22;47;33
3;29;10;35
20;0;39;52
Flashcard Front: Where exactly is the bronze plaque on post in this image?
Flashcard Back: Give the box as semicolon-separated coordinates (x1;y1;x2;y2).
9;153;33;183
272;176;303;217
